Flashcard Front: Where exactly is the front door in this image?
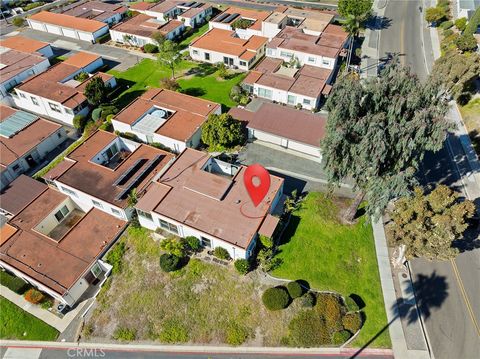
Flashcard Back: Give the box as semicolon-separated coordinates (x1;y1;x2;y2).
201;237;212;248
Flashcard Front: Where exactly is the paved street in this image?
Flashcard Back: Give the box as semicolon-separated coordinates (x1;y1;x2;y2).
378;1;480;358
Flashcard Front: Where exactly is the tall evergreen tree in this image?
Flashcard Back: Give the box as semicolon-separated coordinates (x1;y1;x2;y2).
321;59;452;220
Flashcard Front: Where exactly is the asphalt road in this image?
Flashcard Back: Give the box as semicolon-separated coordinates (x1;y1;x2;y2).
379;1;480;359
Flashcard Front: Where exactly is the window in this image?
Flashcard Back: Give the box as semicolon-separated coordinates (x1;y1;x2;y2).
137;209;153;220
258;87;272;99
91;263;102;278
322;59;330;66
54;205;70;222
204;53;210;61
65;108;73;115
159;219;178;234
31;97;39;106
12;164;21;172
192;49;198;55
60;186;78;198
280;51;292;58
57;132;62;139
267;48;274;56
239;60;247;66
201;237;211;248
19;92;26;99
303;98;311;105
287;95;296;105
49;102;62;113
111;208;122;216
308;56;316;63
92;200;103;209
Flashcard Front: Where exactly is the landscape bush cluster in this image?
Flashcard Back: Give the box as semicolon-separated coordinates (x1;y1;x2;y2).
24;288;44;304
105;241;127;274
0;270;30;294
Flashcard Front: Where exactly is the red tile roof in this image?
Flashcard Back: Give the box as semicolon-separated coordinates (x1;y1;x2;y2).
0;35;50;54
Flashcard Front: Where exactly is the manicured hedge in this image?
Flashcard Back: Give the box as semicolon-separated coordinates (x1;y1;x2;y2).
262;286;290;311
286;281;303;298
0;271;30;294
234;259;250;275
301;292;316;308
159;253;180;272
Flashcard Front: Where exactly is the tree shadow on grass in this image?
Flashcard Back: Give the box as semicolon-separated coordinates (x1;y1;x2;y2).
277;215;300;246
180;87;206;96
350;271;448;358
185;63;217;77
114;89;146;110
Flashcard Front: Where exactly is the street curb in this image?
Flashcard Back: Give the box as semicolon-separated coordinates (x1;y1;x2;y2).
0;340;394;356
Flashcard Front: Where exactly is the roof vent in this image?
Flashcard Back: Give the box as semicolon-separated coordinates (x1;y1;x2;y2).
235;199;241;204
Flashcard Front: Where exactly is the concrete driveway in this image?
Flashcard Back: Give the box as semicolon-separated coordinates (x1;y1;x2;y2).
238;141;354;197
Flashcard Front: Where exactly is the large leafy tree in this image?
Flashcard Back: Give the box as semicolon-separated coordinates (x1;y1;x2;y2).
157;40;181;79
431;50;480;104
84;77;108;106
201;113;244;150
387;185;475;260
321;60;452;220
338;0;373;71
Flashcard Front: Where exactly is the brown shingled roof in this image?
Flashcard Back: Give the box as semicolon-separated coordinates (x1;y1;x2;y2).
141;148;284;250
0;105;63;167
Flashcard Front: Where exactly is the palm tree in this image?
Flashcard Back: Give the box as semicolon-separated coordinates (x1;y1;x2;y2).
341;14;361;73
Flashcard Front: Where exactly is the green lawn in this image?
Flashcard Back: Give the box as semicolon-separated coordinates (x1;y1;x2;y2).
0;297;59;341
272;193;391;348
178;23;209;50
109;59;244;109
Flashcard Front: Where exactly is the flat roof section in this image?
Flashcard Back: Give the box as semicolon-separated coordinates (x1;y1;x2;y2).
0;35;50;54
0;175;47;216
29;11;108;33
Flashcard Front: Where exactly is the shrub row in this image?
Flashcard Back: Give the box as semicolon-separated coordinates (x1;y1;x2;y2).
0;270;30;294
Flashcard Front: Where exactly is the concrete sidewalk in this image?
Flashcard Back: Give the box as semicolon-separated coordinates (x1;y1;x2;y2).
0;286;87;332
372;220;430;359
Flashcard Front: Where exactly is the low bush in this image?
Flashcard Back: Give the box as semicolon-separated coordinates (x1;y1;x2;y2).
286;281;303;299
342;312;363;333
159;253;180;272
158;318;189;343
73;114;87;131
332;330;352;345
99;104;118;119
143;44;158;53
84;119;102;136
92;108;103;121
160;237;186;257
317;294;344;332
234;259;250;275
160;78;180;91
74;72;89;82
345;296;360;312
288;309;330;346
0;270;30;294
184;236;201;252
12;18;25;27
225;321;249;345
41;298;53;310
455;17;467;31
262;286;290;311
24;288;44;304
96;33;110;44
455;34;478;52
440;20;453;30
113;327;136;341
105;241;126;274
213;247;231;260
23;2;45;11
442;29;454;37
301;292;316;308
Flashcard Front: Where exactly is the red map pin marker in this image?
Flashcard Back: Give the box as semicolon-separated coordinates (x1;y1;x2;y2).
244;164;271;207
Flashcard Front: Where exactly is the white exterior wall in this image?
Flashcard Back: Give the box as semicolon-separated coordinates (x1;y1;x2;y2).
12;89;87;125
0;127;68;190
267;47;336;70
27;18;109;43
248;128;321;158
189;46;261;71
0;58;50;99
54;181;129;220
209;21;231;31
261;21;284;39
138;212;249;260
252;84;319;110
145;8;177;21
178;7;212;28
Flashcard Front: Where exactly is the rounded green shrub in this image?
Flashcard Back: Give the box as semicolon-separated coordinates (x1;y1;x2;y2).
143;43;158;53
345;296;360;312
440;20;453;30
213;247;231;260
262;286;290;311
443;29;454;37
92;108;102;121
225;321;249;345
342;312;362;333
159;253;180;272
113;327;136;341
332;330;352;345
301;292;316;308
455;17;467;31
184;236;201;252
234;259;250;275
286;281;303;298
